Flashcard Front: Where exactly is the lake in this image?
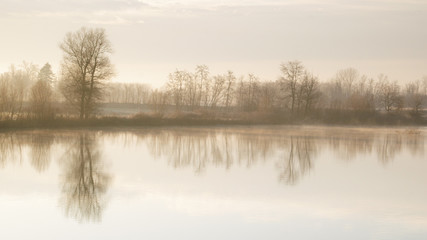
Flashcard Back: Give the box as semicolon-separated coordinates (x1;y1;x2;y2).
0;126;426;239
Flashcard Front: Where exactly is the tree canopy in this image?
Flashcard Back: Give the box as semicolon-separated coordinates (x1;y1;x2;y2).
59;27;114;119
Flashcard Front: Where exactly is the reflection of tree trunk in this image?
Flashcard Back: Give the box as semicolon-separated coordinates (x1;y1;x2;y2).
277;136;315;185
86;143;96;192
0;134;24;167
224;134;232;169
80;92;85;119
377;134;401;165
298;138;312;172
30;135;54;172
286;138;296;183
60;134;110;222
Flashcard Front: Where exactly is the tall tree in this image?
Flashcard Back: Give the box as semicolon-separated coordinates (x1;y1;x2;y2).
195;65;210;108
375;74;402;112
222;71;236;111
335;68;359;98
30;79;53;120
30;63;55;120
279;61;305;113
38;63;55;84
300;72;320;113
404;80;424;114
183;72;197;109
0;65;31;119
59;27;114;119
167;70;187;111
209;74;225;108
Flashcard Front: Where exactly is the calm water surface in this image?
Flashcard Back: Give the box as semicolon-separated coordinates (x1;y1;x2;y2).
0;126;426;239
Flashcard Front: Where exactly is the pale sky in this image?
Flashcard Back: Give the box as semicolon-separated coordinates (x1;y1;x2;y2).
0;0;426;87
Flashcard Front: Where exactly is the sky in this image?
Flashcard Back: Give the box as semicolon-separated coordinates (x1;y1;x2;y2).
0;0;426;87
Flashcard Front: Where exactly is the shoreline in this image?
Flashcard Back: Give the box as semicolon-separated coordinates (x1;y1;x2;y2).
0;114;426;132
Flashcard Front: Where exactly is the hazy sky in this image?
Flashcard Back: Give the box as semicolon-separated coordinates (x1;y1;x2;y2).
0;0;426;87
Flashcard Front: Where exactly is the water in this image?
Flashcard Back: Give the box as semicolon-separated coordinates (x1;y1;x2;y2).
0;126;426;239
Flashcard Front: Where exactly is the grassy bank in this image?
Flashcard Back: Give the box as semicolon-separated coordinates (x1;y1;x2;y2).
0;114;250;131
0;110;426;131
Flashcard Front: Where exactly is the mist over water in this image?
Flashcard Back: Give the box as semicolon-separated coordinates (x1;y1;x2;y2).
0;126;426;239
2;1;427;239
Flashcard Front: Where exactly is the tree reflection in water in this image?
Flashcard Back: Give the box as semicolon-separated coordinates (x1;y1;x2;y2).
0;127;424;223
59;134;111;223
376;134;402;165
276;136;317;185
0;133;24;167
143;129;317;185
29;134;54;172
135;127;424;185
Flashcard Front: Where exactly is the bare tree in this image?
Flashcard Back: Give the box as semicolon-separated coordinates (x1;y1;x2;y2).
0;65;32;119
149;88;169;114
279;61;305;113
235;74;260;112
405;80;424;114
300;72;320;113
183;72;197;110
324;79;344;110
421;76;427;96
195;65;210;108
22;61;39;82
258;81;279;111
59;27;114;119
347;75;375;111
167;70;187;111
326;68;360;110
30;79;53;120
105;82;150;104
375;74;402;112
30;63;55;120
209;74;225;108
135;83;151;104
246;74;260;111
222;71;236;111
235;76;246;111
0;72;11;119
335;68;359;98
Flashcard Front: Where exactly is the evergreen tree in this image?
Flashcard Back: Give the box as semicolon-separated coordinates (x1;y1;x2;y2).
38;63;54;85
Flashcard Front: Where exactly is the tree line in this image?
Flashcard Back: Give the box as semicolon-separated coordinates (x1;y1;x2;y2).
1;27;426;124
156;62;427;120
